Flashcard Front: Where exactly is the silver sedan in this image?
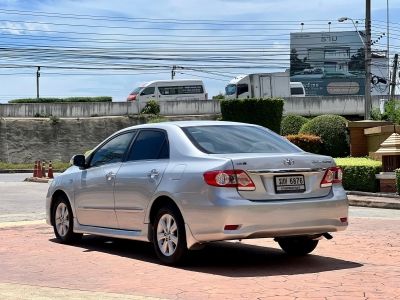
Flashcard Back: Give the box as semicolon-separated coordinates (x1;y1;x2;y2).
46;121;348;265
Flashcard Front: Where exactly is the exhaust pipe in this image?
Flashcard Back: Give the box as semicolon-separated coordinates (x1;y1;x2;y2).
322;233;333;240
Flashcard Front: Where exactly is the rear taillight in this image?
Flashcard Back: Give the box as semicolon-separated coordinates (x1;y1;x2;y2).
320;167;343;188
203;170;255;191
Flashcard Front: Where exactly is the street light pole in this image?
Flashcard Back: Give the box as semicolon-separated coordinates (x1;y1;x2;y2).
365;0;372;119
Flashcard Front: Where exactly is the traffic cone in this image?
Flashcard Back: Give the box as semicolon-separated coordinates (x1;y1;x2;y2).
42;161;47;178
33;161;38;177
48;161;54;179
37;161;43;178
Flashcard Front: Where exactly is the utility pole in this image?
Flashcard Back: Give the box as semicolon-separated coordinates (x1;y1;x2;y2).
171;65;176;80
36;66;41;99
390;54;398;99
365;0;372;119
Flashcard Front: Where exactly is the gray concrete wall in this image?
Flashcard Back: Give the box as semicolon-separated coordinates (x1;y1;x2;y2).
0;114;217;163
0;96;390;118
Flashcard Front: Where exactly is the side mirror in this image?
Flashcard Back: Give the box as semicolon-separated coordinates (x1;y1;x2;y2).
71;155;86;168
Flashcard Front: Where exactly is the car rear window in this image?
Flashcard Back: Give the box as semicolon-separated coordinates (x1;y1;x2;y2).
182;125;301;154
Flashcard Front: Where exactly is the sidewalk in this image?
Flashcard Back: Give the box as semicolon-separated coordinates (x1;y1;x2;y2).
347;192;400;209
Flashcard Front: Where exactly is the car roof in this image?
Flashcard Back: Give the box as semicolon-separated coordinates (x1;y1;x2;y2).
117;120;259;134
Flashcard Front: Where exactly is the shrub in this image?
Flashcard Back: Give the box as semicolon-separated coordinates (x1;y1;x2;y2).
334;157;382;192
281;114;309;136
9;96;112;103
286;134;323;154
141;100;160;115
220;98;284;133
396;169;400;195
299;114;349;157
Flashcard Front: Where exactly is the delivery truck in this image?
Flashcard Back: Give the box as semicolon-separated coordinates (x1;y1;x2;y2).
225;72;291;99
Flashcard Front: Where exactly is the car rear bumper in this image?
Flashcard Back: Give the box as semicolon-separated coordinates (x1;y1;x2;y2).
181;185;348;245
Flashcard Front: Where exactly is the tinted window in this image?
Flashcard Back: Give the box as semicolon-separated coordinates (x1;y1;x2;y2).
291;87;304;95
237;84;248;95
90;132;135;167
158;85;204;95
140;87;155;95
183;125;300;154
127;130;169;161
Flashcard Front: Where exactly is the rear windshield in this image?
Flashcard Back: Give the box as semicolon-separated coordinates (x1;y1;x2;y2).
182;125;300;154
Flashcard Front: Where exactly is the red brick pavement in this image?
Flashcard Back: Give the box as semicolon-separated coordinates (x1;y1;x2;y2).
0;217;399;300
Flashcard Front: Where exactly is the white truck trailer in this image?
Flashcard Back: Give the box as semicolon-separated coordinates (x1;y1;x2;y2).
225;72;291;99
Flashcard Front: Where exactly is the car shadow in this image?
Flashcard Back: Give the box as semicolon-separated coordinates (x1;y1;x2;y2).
50;235;362;277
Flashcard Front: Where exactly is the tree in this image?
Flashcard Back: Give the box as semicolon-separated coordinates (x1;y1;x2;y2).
348;47;365;73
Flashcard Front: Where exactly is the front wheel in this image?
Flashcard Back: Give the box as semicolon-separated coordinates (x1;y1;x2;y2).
153;205;187;265
277;237;319;256
52;196;83;243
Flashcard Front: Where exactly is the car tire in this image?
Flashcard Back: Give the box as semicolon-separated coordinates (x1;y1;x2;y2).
277;237;319;256
152;205;187;265
52;196;83;244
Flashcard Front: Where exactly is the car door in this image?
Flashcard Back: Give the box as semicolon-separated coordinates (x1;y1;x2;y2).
74;131;136;228
114;129;169;230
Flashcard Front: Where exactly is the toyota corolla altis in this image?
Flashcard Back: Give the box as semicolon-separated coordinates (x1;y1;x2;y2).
46;121;348;264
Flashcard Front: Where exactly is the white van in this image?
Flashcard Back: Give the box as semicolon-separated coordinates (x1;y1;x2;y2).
127;79;207;102
290;82;306;97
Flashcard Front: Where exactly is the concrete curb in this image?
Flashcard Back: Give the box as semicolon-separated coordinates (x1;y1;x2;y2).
347;191;400;199
348;195;400;210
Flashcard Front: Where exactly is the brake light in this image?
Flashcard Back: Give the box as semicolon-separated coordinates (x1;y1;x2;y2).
320;167;343;188
203;170;255;191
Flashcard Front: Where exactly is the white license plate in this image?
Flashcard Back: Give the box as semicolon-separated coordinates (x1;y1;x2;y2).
274;175;306;194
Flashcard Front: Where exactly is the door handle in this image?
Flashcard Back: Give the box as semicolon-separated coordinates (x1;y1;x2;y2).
148;169;159;179
105;172;116;181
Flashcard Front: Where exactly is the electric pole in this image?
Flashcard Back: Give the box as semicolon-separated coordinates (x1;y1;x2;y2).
171;65;176;80
36;66;41;99
365;0;372;119
390;54;398;99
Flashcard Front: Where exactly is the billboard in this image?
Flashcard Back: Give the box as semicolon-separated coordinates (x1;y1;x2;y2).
290;31;366;96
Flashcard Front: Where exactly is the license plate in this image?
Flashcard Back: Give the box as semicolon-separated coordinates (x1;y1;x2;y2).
274;175;305;194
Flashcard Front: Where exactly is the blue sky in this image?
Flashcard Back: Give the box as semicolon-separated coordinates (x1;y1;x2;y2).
0;0;399;102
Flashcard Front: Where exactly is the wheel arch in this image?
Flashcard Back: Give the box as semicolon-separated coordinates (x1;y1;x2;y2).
146;195;184;240
49;189;71;226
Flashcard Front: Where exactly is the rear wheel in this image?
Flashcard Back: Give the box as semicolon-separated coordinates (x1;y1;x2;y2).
52;196;83;243
277;237;319;256
153;205;187;265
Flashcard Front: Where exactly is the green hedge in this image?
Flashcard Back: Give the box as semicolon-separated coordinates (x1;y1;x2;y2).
220;98;284;133
334;158;382;192
281;114;309;136
286;134;323;154
396;169;400;195
8;96;112;103
300;114;349;157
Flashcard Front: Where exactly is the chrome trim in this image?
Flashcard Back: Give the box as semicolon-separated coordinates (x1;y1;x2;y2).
79;207;114;211
115;208;144;212
247;168;327;174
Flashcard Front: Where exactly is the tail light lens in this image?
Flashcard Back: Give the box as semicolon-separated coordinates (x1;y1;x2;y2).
320;167;343;188
203;170;255;191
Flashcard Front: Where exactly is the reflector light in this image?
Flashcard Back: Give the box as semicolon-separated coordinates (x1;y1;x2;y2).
340;217;348;223
224;225;240;230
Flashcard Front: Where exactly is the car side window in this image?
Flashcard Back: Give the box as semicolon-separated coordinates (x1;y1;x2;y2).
90;131;135;167
127;130;169;161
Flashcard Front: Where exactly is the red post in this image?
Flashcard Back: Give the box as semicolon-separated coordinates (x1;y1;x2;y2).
37;161;43;178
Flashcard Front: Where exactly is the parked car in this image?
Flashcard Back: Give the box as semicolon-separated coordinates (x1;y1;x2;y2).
46;121;348;265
